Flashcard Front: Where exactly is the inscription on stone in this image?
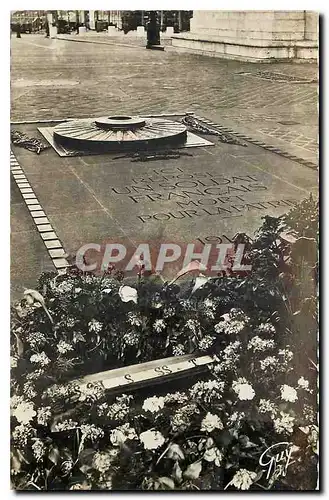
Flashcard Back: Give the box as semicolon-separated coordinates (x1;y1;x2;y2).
110;166;297;223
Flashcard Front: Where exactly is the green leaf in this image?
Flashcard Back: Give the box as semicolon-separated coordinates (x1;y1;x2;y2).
11;451;22;474
253;469;264;483
183;461;202;480
172;462;183;484
14;334;24;357
48;445;60;465
157;476;175;489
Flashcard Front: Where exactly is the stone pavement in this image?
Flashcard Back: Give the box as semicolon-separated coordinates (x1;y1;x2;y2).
11;35;318;163
10;35;318;302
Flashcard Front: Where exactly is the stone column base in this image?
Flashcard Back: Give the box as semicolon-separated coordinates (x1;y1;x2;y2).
171;34;318;62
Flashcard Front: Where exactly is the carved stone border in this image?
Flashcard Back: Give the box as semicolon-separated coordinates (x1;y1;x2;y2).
193;114;318;170
10;150;69;270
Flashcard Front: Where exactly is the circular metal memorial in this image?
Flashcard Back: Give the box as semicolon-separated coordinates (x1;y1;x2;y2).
53;115;187;152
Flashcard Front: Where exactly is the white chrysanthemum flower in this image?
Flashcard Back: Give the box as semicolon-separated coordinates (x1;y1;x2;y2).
204;298;215;309
37;406;52;426
298;376;310;390
140;430;165;450
106;394;133;421
81;424;104;442
230;469;257;490
110;423;137;446
92;451;117;473
186;319;200;333
119;285;138;304
278;348;294;362
227;411;245;427
69;482;92;491
307;425;319;454
163;392;189;404
220;341;241;364
255;323;276;335
142;396;165;413
12;423;36;446
215;319;246;335
232;378;255;401
163;306;176;318
78;383;104;403
190;380;224;404
258;399;277;416
10;395;24;410
88;319;103;333
153;319;166;333
54;419;78;431
127;312;142;326
30;351;50;366
123;331;140;346
198;335;216;350
12;401;36;424
66;317;76;328
281;385;298;403
247;336;275;352
303;404;315;423
203;309;215;319
83;275;97;285
27;332;47;349
57;340;74;354
32;438;46;462
273;411;295;434
56;281;74;294
173;344;185;356
203;446;223;466
10;356;18;368
200;412;224;433
44;383;71;399
259;356;278;371
23;382;37;399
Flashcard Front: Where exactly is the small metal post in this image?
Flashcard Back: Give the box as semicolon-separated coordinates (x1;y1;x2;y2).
178;10;182;32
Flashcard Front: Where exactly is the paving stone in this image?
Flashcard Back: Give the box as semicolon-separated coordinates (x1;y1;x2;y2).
34;217;50;225
25;198;39;205
27;204;42;211
20;188;34;193
13;174;27;180
31;210;46;218
48;248;66;258
36;224;53;232
22;193;37;199
41;231;58;241
52;258;69;269
44;239;62;249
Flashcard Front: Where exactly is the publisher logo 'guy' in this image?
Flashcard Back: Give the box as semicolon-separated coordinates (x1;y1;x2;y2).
75;241;251;275
259;442;296;482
